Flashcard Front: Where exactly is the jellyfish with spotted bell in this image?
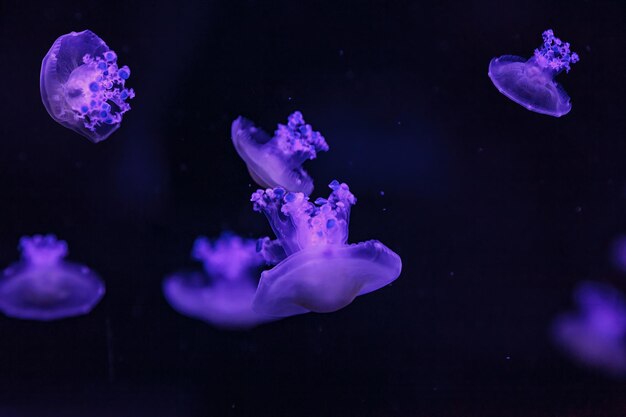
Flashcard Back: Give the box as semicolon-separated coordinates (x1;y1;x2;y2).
40;30;135;143
0;235;105;321
162;233;277;329
232;111;329;195
251;180;402;317
488;29;579;117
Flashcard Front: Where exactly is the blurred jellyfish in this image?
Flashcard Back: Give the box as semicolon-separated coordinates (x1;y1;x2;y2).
0;235;105;320
232;111;329;195
163;233;276;329
552;282;626;377
40;30;135;143
251;180;402;317
488;29;579;117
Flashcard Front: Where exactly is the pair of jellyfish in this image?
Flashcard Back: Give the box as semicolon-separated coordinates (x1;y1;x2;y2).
0;235;104;320
489;29;579;117
40;30;135;143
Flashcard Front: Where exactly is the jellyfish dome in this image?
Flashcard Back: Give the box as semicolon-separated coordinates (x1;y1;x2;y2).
163;233;276;329
232;111;329;195
0;235;105;321
40;30;135;143
251;180;402;317
552;282;626;377
488;29;579;117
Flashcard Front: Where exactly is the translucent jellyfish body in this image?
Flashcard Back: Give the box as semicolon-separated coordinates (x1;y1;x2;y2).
0;235;105;321
40;30;135;143
163;233;276;329
251;180;402;317
552;282;626;377
232;111;329;195
488;29;579;117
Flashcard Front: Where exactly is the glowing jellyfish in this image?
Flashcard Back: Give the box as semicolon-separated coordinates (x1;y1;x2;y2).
488;29;579;117
232;111;329;195
0;235;105;321
552;282;626;377
40;30;135;143
163;233;276;329
251;180;402;317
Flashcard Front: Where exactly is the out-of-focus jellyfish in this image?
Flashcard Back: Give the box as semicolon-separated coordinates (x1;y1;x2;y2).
488;29;579;117
232;111;329;195
0;235;105;320
552;282;626;377
251;180;402;317
163;233;276;329
40;30;135;143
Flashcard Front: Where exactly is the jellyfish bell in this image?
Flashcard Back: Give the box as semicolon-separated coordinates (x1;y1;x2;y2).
488;29;579;117
0;235;104;321
232;111;329;195
40;30;135;143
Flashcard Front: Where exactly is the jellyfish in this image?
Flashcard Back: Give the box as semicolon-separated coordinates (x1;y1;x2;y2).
40;30;135;143
0;235;105;320
552;282;626;377
488;29;579;117
251;180;402;317
162;233;276;329
232;111;329;195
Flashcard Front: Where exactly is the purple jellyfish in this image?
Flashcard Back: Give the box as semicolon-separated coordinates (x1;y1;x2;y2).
552;282;626;377
163;233;276;329
232;111;329;195
488;29;579;117
251;180;402;317
0;235;105;321
40;30;135;143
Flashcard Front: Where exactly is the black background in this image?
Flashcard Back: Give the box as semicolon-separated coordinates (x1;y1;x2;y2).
0;0;625;416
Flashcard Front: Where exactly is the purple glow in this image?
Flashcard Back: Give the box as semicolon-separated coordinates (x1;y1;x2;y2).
552;282;626;377
232;111;329;195
251;180;402;317
0;235;105;321
610;236;626;273
488;29;579;117
162;233;276;329
40;30;135;143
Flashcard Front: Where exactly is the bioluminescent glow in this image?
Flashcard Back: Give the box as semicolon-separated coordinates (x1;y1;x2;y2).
40;30;135;143
0;235;105;321
488;29;579;117
251;180;402;317
232;111;329;195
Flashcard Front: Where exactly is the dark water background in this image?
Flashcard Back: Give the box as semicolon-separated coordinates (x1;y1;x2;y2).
0;0;625;415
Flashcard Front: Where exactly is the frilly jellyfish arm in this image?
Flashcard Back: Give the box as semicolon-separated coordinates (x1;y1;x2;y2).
488;29;579;117
256;237;288;265
192;233;264;281
232;111;329;194
40;30;135;143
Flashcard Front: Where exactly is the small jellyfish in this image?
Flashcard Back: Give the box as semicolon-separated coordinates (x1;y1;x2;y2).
251;180;402;317
163;233;276;329
232;111;329;195
552;282;626;377
40;30;135;143
488;29;579;117
0;235;105;321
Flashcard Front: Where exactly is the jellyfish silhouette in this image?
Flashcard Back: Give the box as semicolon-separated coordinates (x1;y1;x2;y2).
552;282;626;377
40;30;135;143
232;111;329;195
163;233;276;329
0;235;105;321
488;29;579;117
251;180;402;317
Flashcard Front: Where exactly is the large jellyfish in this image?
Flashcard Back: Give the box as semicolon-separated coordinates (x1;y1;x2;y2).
0;235;105;320
163;233;276;329
232;111;329;195
251;180;402;317
488;29;579;117
552;282;626;377
40;30;135;143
